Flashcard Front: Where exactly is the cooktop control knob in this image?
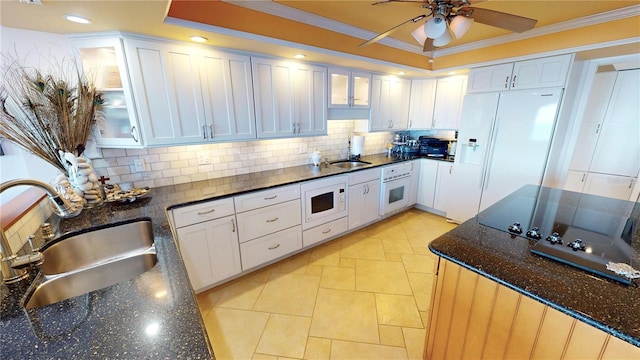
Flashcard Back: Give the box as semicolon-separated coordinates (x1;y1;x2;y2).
545;232;562;245
508;222;523;234
526;227;542;240
567;239;586;252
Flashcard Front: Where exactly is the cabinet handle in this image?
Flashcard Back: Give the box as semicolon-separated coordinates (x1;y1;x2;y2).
511;75;517;88
504;76;509;89
231;218;236;232
209;124;214;139
266;217;279;223
268;244;280;250
197;208;215;215
449;165;452;174
202;124;207;140
130;126;139;142
629;179;634;189
581;173;586;182
264;195;277;200
322;228;332;234
595;124;601;134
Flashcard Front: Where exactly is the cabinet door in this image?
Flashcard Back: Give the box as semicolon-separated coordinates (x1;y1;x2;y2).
510;54;572;90
363;179;381;224
567;72;617;172
408;160;421;206
440;162;483;223
370;75;393;131
433;76;467;129
125;38;206;146
176;215;241;291
390;77;411;130
408;79;437;129
589;69;640;177
349;179;381;229
564;170;587;193
328;68;350;108
293;64;327;136
584;173;636;201
466;63;514;93
200;49;256;141
72;36;142;148
417;159;439;208
252;57;294;138
352;71;371;108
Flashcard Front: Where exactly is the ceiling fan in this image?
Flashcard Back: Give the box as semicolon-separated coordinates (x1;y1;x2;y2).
359;0;537;52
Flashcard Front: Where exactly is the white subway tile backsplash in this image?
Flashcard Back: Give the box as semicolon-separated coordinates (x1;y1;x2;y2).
108;166;132;176
102;148;127;157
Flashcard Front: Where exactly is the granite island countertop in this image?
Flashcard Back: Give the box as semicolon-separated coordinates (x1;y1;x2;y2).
0;153;410;358
429;194;640;347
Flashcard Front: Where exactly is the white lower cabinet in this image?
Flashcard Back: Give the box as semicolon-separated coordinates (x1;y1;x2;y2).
417;159;439;209
303;217;348;248
566;171;638;201
348;169;381;230
240;226;302;270
174;213;241;292
408;160;420;207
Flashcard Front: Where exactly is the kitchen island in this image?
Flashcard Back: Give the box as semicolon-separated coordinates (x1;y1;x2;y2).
0;154;408;358
426;187;640;359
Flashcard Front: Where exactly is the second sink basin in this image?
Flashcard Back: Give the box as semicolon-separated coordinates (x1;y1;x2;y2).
40;219;155;275
329;160;372;169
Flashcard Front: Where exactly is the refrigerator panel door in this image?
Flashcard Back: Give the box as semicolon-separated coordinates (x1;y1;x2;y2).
479;88;563;212
456;92;500;165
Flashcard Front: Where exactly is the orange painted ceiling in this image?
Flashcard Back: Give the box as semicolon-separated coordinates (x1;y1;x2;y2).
1;1;639;74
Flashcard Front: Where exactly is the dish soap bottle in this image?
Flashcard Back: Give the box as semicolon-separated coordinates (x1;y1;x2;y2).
311;149;321;166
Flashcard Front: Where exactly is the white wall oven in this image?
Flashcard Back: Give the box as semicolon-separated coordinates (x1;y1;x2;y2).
380;162;412;216
301;175;348;230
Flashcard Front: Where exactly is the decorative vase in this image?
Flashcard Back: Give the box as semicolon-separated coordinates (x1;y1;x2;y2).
68;156;104;208
51;173;86;211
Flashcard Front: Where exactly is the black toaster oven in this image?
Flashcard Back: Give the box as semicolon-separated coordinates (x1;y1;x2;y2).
418;136;449;158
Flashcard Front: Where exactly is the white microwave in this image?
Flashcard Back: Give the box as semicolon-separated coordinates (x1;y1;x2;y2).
300;175;348;230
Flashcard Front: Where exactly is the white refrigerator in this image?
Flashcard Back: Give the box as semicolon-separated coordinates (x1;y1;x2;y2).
443;88;563;223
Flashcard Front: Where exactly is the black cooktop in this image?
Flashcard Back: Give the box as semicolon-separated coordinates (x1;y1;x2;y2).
478;185;639;284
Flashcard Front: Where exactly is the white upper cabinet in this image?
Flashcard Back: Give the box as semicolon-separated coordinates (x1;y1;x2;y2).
328;68;371;109
432;75;467;130
370;75;411;131
124;38;256;146
71;36;143;148
125;38;206;146
467;54;572;93
252;57;327;138
408;78;437;130
199;49;256;141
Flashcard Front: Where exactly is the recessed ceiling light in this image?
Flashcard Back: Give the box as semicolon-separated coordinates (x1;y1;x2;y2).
294;54;306;59
190;36;208;43
398;71;405;75
64;15;92;24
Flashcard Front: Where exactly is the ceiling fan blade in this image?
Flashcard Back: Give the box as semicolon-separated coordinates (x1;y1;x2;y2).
423;38;436;52
372;0;431;5
468;7;537;33
360;14;427;47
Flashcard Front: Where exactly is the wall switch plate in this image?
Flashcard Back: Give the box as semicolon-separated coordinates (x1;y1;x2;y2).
299;143;308;154
197;152;211;165
133;159;148;172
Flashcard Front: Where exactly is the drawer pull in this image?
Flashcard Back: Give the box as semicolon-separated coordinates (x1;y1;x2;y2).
268;244;280;250
264;195;277;200
231;218;236;232
266;217;279;223
197;209;216;215
322;228;332;234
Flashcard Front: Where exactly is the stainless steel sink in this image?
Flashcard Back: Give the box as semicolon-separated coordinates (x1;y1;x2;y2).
24;251;157;309
329;160;372;168
40;219;155;275
22;219;157;309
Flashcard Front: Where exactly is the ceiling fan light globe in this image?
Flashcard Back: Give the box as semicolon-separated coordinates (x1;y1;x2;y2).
411;23;428;45
450;15;474;39
432;28;453;47
424;14;447;39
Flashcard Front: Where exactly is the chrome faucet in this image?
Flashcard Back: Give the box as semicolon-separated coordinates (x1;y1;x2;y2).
0;179;81;284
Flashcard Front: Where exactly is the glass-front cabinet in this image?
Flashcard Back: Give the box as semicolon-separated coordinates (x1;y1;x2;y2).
328;68;370;109
71;36;142;148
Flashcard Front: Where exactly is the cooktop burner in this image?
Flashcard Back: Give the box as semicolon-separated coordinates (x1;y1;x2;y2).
478;185;638;284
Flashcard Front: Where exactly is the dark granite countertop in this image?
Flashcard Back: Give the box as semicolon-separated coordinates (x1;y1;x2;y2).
429;190;640;347
0;153;412;359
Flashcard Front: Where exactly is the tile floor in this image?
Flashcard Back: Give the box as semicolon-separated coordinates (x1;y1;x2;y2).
196;208;457;360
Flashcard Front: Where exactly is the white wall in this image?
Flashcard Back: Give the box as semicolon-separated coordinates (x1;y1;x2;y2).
0;26;76;203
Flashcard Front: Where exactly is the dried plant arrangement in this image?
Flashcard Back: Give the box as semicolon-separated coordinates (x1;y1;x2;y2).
0;54;103;173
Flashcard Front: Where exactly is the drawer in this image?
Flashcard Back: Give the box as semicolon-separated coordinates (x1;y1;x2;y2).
171;197;235;228
236;199;301;243
303;216;348;248
349;168;381;185
240;226;302;271
234;184;300;213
